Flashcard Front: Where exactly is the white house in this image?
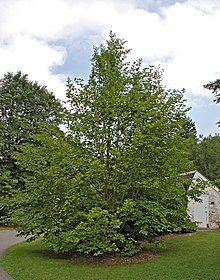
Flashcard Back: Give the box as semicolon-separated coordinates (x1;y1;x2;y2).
183;170;220;229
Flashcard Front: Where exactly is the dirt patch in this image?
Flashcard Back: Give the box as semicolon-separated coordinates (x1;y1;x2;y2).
70;250;157;265
155;232;196;240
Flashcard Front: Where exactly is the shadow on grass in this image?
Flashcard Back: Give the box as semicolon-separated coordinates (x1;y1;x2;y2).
26;239;164;265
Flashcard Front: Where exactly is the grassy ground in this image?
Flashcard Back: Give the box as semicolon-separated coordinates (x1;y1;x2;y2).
1;230;220;280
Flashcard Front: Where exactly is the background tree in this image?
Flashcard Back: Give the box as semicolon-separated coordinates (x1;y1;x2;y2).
0;71;64;221
11;33;195;256
204;79;220;125
181;117;197;141
181;116;197;165
192;134;220;188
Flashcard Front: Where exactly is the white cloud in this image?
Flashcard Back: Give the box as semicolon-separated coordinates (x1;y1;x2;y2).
187;0;220;13
0;0;220;134
159;2;220;95
96;1;220;98
0;34;66;99
0;0;74;40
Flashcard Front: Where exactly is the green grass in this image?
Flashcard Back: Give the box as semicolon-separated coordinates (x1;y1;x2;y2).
1;231;220;280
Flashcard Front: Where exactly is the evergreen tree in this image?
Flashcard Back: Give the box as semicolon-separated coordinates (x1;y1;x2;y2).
204;79;220;125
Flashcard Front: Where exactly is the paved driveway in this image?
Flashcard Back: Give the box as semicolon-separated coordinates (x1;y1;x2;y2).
0;230;26;280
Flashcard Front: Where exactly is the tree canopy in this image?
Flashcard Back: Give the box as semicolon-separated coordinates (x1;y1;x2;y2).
204;79;220;104
0;71;64;221
192;134;220;188
204;79;220;125
10;33;196;256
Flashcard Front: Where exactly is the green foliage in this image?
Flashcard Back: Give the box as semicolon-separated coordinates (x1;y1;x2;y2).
11;130;194;256
204;79;220;104
204;79;220;125
47;207;124;256
11;33;194;256
66;31;193;201
0;71;64;221
191;135;220;188
179;218;197;233
0;169;17;222
181;117;197;142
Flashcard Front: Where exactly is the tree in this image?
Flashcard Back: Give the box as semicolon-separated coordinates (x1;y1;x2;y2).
192;134;220;188
181;117;197;140
204;79;220;125
0;71;64;221
11;33;195;256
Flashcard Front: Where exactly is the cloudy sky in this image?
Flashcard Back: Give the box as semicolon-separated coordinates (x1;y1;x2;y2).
1;0;220;136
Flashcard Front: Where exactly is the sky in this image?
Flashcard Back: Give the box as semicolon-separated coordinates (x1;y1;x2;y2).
0;0;220;136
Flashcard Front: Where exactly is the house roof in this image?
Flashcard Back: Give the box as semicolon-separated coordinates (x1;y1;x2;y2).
180;170;208;181
181;170;220;195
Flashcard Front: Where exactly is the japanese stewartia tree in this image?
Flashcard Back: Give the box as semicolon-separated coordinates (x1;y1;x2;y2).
0;71;64;221
11;33;195;256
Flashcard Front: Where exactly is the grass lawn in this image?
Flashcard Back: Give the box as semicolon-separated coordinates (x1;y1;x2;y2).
1;230;220;280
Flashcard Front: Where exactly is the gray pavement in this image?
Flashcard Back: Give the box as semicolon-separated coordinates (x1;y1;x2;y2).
0;230;26;280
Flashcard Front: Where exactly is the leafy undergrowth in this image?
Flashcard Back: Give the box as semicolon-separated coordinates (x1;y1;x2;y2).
1;231;220;280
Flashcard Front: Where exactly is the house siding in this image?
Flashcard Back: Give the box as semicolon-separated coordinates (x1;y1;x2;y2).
186;171;220;229
207;186;220;229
